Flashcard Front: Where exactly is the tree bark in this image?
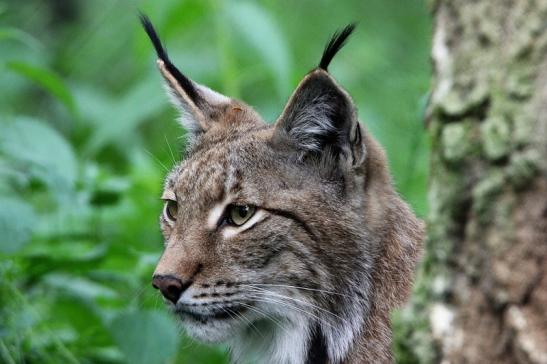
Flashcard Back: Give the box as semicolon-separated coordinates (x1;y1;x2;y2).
426;0;547;363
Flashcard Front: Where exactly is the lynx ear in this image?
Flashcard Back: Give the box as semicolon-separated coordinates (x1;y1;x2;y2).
274;24;364;168
140;15;231;141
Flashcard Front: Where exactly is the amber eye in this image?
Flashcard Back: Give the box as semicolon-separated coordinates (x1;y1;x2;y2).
227;205;256;226
164;200;178;222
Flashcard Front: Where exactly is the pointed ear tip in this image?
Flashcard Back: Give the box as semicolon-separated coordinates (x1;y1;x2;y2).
311;68;329;75
307;68;337;82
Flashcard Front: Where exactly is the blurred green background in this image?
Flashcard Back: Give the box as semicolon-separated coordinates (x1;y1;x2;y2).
0;0;430;363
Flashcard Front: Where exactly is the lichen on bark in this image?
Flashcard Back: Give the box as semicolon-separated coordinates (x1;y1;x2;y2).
405;0;547;363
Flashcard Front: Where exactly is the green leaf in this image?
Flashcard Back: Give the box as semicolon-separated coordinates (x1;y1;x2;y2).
226;2;291;98
80;75;166;155
0;197;36;254
23;240;107;262
0;27;43;50
6;61;77;116
110;310;179;364
0;117;78;192
42;274;118;301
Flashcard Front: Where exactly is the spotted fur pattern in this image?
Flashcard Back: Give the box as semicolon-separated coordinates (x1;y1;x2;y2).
142;16;424;364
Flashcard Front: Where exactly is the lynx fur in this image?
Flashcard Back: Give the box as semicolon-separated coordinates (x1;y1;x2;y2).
141;15;424;364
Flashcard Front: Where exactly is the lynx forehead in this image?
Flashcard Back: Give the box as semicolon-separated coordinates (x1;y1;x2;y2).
142;15;423;364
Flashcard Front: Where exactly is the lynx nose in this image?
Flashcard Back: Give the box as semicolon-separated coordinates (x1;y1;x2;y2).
152;275;189;304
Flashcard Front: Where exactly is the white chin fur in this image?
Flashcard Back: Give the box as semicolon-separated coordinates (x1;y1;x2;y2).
182;317;239;343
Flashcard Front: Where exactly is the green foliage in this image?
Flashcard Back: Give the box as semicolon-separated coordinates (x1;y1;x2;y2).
6;62;78;116
0;0;430;363
110;310;179;364
0;197;36;253
226;1;291;97
1;117;77;192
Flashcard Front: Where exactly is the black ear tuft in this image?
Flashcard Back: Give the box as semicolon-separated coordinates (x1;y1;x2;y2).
318;23;356;71
139;13;168;61
139;13;202;105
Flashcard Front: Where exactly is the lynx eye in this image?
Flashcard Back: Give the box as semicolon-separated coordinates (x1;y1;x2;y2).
163;200;178;222
227;205;256;226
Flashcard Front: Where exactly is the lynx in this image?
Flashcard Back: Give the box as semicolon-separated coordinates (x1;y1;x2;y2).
141;15;424;364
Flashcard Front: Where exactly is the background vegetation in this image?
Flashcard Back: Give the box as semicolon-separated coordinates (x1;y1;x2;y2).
0;0;430;363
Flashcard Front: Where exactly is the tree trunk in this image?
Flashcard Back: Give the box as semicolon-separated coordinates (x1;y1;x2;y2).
426;0;547;363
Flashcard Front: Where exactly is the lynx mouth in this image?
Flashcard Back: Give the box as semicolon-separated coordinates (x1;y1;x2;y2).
175;304;247;323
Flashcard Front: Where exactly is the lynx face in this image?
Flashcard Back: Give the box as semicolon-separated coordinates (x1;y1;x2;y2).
154;87;372;352
158;116;368;345
142;16;423;364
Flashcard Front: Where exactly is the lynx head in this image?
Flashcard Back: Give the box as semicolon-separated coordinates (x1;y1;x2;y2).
142;15;422;364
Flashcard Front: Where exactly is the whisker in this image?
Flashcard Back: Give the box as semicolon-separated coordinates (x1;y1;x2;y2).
247;291;369;354
153;291;163;309
128;285;147;305
238;302;290;336
219;307;242;328
227;307;264;339
144;149;169;172
264;292;349;325
246;294;337;331
243;283;354;299
164;134;177;165
244;286;349;326
179;333;195;350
